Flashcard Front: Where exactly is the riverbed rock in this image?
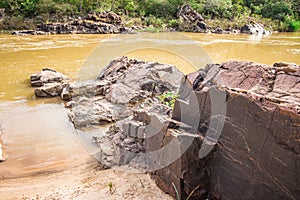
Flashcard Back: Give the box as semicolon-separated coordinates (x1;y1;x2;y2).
30;68;70;98
34;82;65;97
36;11;132;35
150;61;300;199
12;30;49;35
30;68;68;87
241;21;272;35
67;56;184;128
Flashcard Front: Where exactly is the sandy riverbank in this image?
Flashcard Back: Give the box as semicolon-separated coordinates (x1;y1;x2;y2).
0;157;172;200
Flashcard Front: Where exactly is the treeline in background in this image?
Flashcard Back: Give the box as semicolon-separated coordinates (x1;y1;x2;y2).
0;0;299;31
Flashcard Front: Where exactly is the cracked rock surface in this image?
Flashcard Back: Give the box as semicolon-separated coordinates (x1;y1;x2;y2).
68;56;183;128
30;68;69;98
152;61;300;200
30;59;299;200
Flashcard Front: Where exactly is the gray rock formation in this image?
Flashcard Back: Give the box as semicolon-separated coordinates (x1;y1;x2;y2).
39;12;132;35
12;12;132;35
30;68;68;87
241;21;272;35
30;68;69;98
12;30;50;36
67;56;184;128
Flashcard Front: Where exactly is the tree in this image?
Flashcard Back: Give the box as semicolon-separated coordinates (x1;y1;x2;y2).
262;0;294;21
204;0;233;19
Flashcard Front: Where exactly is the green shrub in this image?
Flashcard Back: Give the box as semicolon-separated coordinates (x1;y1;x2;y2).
290;21;300;31
143;15;164;27
0;15;34;30
168;19;179;28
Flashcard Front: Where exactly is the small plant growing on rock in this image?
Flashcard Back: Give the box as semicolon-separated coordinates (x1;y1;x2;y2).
108;181;116;194
157;92;179;108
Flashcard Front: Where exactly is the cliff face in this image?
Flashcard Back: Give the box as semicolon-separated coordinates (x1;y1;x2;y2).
151;61;300;199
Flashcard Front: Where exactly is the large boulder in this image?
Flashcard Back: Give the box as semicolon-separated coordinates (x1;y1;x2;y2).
150;61;300;199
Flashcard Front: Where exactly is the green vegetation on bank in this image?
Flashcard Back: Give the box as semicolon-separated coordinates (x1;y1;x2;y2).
0;0;299;31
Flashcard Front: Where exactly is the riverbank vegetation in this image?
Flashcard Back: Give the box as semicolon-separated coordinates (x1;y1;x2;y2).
0;0;299;31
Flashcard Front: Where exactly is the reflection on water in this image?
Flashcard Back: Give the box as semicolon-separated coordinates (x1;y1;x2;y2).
0;32;299;179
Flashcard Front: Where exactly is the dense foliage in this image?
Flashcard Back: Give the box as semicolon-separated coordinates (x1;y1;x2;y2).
0;0;299;31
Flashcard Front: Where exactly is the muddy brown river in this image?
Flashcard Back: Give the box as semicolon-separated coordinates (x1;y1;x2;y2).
0;32;299;199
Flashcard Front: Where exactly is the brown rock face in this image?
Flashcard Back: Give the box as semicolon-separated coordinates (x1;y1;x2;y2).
151;61;300;200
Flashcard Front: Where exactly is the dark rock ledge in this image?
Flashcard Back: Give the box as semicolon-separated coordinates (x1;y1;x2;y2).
12;11;134;36
30;59;300;200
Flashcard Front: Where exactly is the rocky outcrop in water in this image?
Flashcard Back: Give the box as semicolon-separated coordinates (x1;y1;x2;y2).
13;12;132;35
30;68;69;98
12;30;50;35
67;56;183;128
241;21;272;35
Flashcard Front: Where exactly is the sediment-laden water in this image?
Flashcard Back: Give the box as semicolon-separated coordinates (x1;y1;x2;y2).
0;32;299;179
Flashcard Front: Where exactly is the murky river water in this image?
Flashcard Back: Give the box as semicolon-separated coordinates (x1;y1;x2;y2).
0;32;299;179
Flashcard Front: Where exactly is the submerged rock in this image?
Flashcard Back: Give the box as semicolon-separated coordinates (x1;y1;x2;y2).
12;30;49;36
